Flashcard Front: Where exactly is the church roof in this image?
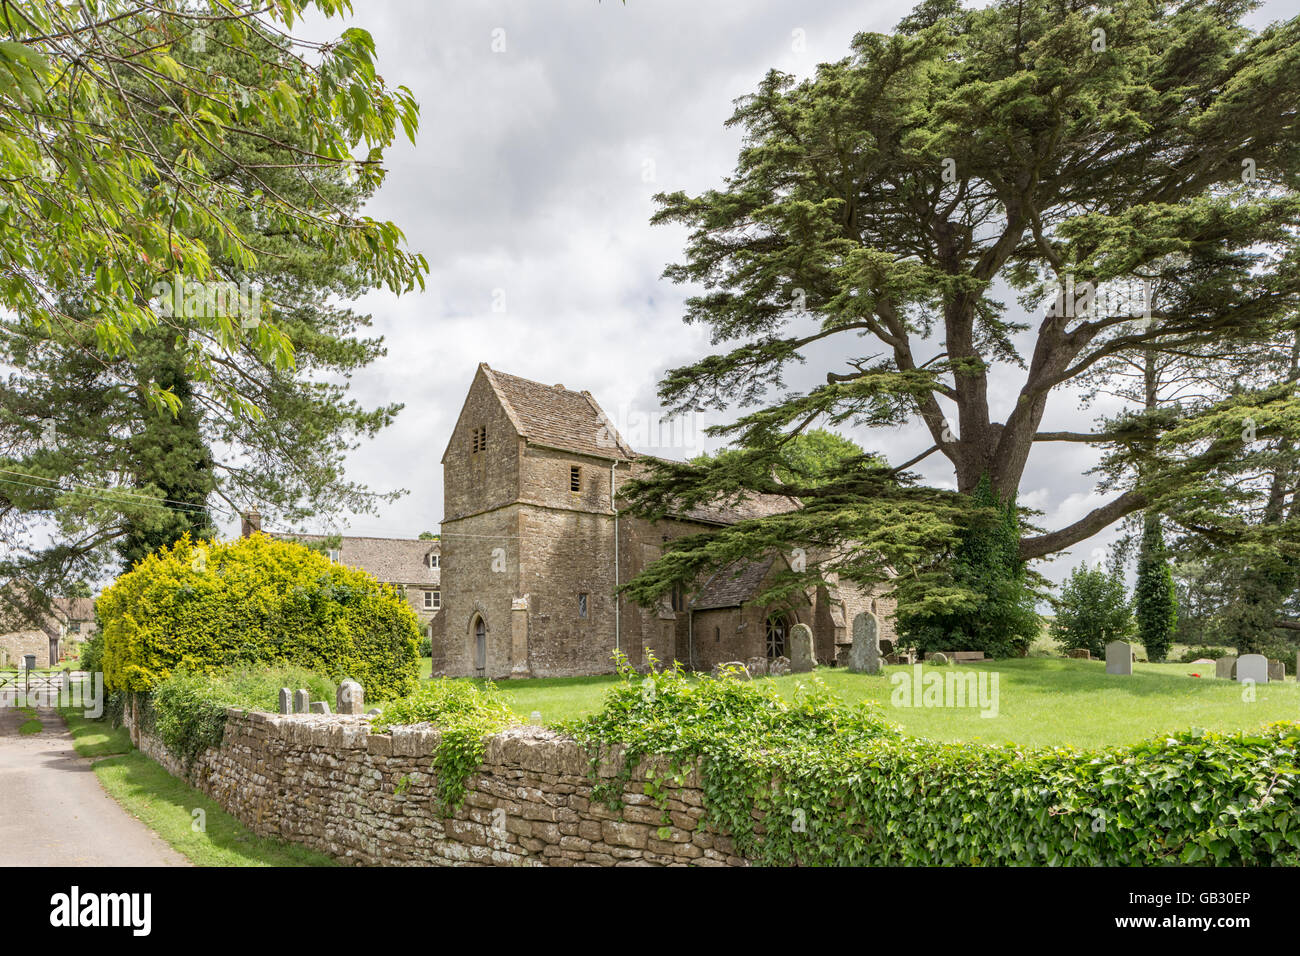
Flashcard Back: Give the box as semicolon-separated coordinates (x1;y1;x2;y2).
477;365;798;525
482;365;636;460
691;554;781;610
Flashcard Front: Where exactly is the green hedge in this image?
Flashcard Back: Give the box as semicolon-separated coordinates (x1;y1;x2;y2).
563;658;1300;866
97;534;420;699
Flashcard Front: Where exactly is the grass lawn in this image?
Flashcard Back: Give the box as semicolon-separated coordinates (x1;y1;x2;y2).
60;706;133;757
18;707;42;735
462;658;1300;750
57;708;337;867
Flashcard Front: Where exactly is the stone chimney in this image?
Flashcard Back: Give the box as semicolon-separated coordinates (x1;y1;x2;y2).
240;508;262;538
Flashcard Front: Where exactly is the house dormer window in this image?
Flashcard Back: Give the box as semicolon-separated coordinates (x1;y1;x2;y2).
570;465;581;493
471;426;487;453
426;552;439;569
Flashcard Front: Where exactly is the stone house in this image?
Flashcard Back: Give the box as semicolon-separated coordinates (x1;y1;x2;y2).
0;592;97;667
432;364;895;679
273;534;442;637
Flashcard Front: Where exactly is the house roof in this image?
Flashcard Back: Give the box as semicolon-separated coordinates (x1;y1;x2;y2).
691;554;782;610
273;534;440;586
482;364;637;460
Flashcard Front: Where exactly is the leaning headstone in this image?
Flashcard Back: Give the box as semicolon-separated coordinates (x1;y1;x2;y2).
336;679;364;715
848;612;882;674
1237;653;1268;684
293;688;310;714
309;700;331;714
1104;641;1133;676
788;624;816;673
745;656;769;678
1268;659;1285;682
768;656;791;677
278;688;292;715
1215;656;1237;680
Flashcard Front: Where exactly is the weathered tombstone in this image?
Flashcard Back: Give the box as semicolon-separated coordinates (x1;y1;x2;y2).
788;624;816;673
1066;649;1090;660
278;687;292;715
1236;653;1268;684
929;652;950;666
745;656;769;678
309;700;331;714
1215;656;1237;680
1268;659;1285;682
293;688;309;714
1104;641;1133;676
366;708;382;717
848;612;882;674
336;679;364;715
768;656;792;677
1295;650;1300;681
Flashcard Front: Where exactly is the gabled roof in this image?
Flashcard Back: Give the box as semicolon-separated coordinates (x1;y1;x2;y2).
273;534;439;586
691;554;783;610
482;364;636;460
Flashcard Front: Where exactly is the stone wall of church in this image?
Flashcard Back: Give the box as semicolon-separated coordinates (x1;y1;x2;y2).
127;707;751;867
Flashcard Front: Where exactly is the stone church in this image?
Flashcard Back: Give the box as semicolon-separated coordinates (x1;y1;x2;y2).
431;364;895;679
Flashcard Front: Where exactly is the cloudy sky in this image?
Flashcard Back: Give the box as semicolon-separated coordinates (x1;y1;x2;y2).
254;0;1300;588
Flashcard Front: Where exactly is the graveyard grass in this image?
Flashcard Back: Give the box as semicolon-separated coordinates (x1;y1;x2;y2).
478;659;1300;750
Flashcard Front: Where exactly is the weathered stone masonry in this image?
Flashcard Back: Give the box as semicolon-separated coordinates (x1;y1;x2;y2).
129;707;749;867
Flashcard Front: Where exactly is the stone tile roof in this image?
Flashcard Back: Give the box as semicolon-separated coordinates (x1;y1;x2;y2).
691;554;780;610
273;534;440;587
482;365;636;460
482;365;798;525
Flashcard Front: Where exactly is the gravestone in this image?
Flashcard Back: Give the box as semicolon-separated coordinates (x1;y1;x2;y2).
1269;659;1285;682
745;656;769;678
1065;649;1090;660
278;688;291;715
848;612;882;674
336;679;364;715
1236;653;1268;684
769;656;792;677
309;700;331;714
1104;641;1133;676
1215;656;1237;680
293;688;309;714
788;624;816;673
929;652;950;665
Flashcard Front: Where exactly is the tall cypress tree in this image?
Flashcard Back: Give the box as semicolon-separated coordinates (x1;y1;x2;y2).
1134;512;1177;662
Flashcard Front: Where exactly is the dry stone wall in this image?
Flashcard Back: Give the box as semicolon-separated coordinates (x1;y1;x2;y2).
128;707;749;867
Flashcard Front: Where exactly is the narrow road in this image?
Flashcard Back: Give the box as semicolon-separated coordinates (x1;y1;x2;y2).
0;706;188;866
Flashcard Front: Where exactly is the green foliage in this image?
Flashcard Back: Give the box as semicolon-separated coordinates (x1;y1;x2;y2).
895;476;1041;657
1051;564;1134;659
151;665;335;769
690;428;876;489
97;534;420;698
371;678;519;812
1135;514;1178;661
0;1;426;410
620;0;1300;614
566;660;1300;865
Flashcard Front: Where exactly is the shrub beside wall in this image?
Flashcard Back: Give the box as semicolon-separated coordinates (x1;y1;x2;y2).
97;534;420;700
